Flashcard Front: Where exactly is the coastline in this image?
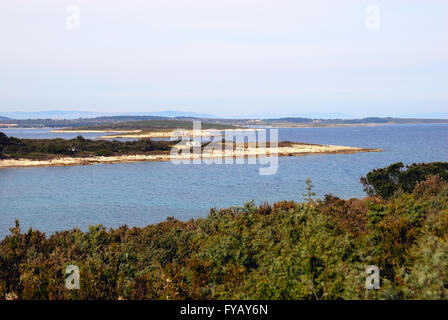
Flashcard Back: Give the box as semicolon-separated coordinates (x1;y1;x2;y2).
260;123;388;128
54;128;263;139
51;129;143;133
0;143;381;169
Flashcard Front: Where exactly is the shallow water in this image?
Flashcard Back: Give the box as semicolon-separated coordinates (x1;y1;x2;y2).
1;124;447;238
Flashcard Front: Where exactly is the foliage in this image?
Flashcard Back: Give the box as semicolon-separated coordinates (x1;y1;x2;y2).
72;119;234;131
361;162;448;199
0;133;174;160
0;117;239;129
302;178;316;203
1;163;448;299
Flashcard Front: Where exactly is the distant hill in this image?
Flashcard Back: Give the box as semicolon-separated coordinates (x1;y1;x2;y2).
270;112;355;119
1;114;447;129
262;117;448;126
0;110;219;120
0;116;10;120
0;111;109;120
396;112;448;119
0;115;168;128
131;111;218;118
70;119;235;131
0;115;225;129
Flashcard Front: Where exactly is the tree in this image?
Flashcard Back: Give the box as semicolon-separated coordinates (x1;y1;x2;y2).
303;178;316;203
76;135;86;143
361;162;404;199
0;132;10;146
361;162;448;199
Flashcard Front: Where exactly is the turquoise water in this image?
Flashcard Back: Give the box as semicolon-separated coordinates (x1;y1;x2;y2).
1;124;447;238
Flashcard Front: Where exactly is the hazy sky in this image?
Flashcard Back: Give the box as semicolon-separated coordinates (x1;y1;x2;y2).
0;0;447;117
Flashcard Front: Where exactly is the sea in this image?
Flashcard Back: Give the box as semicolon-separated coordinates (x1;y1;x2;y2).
1;124;447;238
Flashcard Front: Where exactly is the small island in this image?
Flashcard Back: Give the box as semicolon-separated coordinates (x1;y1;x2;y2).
0;132;381;169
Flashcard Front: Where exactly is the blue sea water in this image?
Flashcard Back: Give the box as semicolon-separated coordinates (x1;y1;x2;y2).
1;128;107;140
1;124;447;238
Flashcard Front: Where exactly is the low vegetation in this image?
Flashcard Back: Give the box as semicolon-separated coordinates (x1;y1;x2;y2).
2;115;448;129
60;119;236;131
0;132;356;161
1;162;447;299
0;116;170;128
361;162;448;199
0;132;175;160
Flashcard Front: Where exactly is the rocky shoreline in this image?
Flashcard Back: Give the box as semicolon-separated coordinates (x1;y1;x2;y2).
0;143;381;169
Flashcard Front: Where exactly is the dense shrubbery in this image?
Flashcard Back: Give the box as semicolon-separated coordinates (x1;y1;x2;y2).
0;132;174;160
361;162;448;199
1;163;447;299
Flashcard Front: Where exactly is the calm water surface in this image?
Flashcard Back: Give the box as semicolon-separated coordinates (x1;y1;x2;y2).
1;124;447;238
1;128;107;140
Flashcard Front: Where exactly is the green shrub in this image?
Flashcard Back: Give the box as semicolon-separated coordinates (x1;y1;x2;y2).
1;163;447;300
361;162;448;199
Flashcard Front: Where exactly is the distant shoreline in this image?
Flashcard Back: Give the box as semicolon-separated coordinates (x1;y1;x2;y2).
0;143;381;169
1;122;447;131
256;122;448;128
261;123;388;128
46;122;446;139
51;129;142;133
51;128;264;139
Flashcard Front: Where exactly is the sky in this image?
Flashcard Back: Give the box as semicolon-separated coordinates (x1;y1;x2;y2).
0;0;447;118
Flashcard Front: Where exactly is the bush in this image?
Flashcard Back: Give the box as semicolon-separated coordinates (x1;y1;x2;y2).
1;163;447;300
0;132;10;145
413;175;448;199
361;162;448;199
0;135;176;160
